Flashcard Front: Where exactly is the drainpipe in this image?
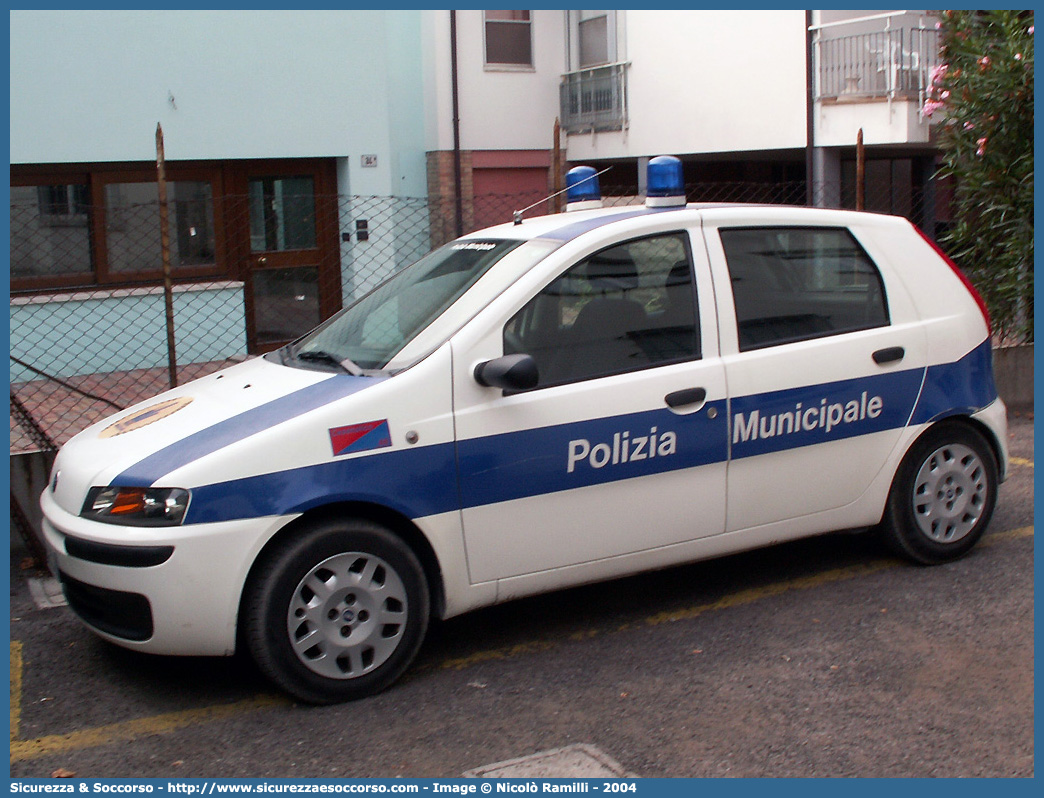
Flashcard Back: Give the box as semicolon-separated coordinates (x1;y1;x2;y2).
450;10;464;237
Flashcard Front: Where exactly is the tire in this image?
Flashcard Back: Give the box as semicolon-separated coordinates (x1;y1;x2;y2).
879;422;998;565
244;518;429;705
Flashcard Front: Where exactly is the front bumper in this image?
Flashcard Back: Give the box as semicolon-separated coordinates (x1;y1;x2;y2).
40;488;293;656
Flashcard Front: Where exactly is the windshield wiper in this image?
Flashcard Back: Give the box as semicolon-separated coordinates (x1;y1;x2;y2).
293;348;364;376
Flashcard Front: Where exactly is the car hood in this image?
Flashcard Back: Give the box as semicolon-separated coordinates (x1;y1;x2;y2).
49;357;381;517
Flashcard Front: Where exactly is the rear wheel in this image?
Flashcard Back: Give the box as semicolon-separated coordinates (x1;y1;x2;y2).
244;518;429;704
879;422;998;565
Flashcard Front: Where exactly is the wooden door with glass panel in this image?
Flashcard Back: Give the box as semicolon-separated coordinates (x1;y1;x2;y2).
228;160;341;352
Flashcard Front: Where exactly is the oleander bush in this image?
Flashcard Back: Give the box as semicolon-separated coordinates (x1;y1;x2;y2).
923;10;1034;342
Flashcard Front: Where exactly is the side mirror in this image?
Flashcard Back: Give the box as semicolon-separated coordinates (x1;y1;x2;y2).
473;353;539;391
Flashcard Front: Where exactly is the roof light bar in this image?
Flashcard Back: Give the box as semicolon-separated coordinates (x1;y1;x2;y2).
645;155;686;208
566;166;603;211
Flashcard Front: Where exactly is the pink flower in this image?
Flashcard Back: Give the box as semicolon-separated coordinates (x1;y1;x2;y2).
1015;53;1023;61
976;137;988;156
941;90;950;99
1029;26;1034;35
964;121;975;130
929;63;949;84
922;99;945;118
979;55;991;69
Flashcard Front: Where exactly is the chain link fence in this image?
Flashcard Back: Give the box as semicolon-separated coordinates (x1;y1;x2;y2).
10;180;927;454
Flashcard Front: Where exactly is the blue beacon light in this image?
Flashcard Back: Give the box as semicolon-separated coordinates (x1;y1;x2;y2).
566;166;603;211
645;155;686;208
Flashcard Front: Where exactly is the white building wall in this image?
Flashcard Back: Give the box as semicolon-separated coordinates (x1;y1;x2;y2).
422;10;455;155
381;11;429;198
10;9;937;190
816;99;930;147
9;10;427;198
423;10;567;153
566;10;809;162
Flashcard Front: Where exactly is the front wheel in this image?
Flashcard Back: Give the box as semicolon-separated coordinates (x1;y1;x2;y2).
244;518;430;704
879;422;998;565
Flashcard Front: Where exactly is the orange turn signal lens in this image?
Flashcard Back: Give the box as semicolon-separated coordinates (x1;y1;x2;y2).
82;486;189;526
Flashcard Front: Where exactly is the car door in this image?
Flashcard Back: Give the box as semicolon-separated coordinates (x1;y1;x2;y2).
702;218;929;533
450;229;729;585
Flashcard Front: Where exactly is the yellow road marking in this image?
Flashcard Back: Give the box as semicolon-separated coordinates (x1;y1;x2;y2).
1011;456;1034;469
11;525;1034;764
10;695;289;763
983;525;1034;544
643;560;892;627
440;640;559;671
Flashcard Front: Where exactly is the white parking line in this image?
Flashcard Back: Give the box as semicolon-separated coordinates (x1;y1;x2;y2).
464;744;636;778
27;576;67;609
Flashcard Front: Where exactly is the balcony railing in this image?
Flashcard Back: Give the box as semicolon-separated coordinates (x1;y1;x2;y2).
560;62;629;133
817;27;941;101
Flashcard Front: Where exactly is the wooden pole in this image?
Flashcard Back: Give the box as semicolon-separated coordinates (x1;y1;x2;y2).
552;118;563;213
156;123;178;388
856;128;865;211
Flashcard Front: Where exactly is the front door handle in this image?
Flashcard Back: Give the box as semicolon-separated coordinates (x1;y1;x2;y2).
873;346;905;365
665;387;707;408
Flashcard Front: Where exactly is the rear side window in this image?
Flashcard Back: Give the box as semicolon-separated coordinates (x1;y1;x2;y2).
719;227;888;351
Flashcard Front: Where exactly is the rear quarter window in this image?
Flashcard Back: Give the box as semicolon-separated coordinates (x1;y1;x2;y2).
719;226;889;351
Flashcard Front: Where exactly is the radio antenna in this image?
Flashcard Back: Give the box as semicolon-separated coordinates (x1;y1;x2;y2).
513;166;612;225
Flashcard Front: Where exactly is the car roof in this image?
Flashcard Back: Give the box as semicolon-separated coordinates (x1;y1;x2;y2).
464;202;904;245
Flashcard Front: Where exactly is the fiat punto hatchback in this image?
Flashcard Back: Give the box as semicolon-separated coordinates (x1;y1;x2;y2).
41;157;1008;704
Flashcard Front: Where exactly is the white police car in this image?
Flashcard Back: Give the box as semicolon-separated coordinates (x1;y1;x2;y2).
41;156;1008;704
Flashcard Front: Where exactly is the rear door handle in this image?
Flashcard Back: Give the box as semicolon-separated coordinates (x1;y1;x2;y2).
665;387;707;408
873;346;905;365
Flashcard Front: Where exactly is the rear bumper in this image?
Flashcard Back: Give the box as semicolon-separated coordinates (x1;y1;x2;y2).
973;398;1010;481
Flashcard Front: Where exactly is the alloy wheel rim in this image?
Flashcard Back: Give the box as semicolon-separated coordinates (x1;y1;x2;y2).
912;443;988;544
286;552;408;680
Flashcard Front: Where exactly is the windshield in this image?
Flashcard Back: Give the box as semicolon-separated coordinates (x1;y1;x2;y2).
285;238;532;373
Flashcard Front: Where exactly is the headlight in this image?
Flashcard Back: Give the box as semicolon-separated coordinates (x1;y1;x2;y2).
81;486;190;526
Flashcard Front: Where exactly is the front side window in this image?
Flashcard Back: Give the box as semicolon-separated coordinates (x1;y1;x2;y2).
484;10;532;67
719;227;888;351
505;232;699;388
